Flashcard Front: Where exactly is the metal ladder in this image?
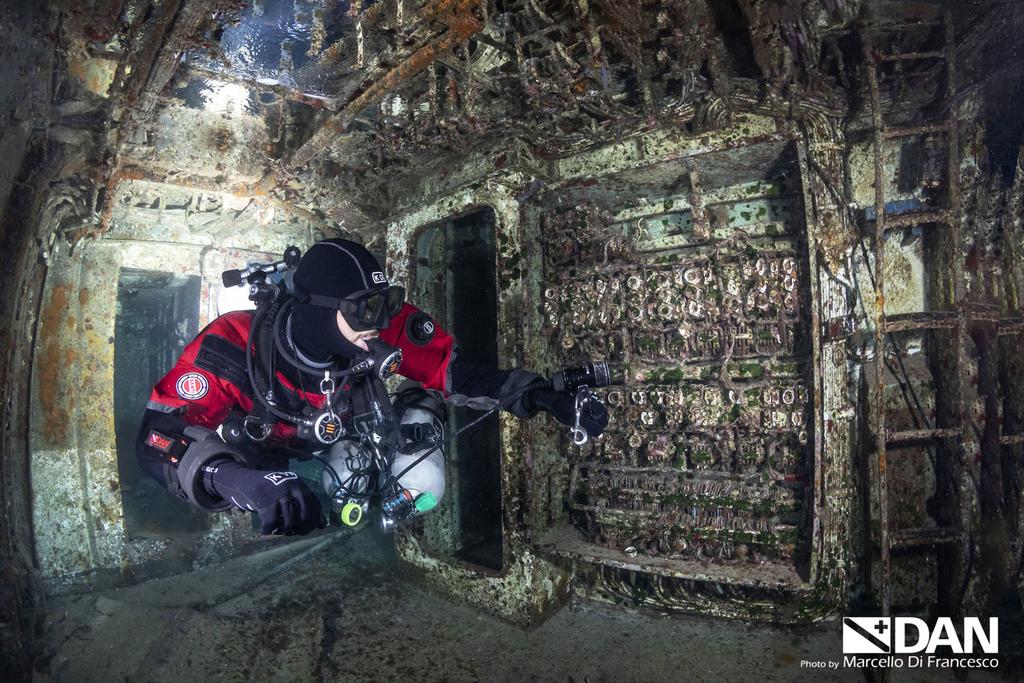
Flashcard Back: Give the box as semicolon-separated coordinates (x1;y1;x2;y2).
863;12;966;616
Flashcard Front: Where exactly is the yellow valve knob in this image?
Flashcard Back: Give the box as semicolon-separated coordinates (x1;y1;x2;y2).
339;501;363;527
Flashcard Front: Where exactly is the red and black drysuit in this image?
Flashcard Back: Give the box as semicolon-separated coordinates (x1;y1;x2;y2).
135;302;542;532
137;234;608;535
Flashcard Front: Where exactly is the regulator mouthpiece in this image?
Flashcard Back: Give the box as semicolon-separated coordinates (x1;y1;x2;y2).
361;338;403;380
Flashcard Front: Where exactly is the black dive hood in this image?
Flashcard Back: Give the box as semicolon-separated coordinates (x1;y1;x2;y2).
281;298;402;379
289;298;364;361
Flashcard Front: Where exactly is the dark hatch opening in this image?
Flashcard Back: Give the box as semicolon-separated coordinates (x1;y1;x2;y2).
114;269;210;538
413;207;503;571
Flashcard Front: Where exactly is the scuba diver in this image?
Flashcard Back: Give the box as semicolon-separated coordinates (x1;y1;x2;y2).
135;238;609;535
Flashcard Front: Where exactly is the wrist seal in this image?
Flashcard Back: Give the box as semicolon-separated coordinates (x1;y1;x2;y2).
176;426;253;511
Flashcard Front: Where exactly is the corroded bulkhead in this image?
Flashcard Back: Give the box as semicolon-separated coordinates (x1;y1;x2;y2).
2;1;1024;677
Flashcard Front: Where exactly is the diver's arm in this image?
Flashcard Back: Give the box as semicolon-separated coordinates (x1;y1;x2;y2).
136;317;244;494
444;354;542;416
135;313;322;534
376;303;538;412
377;303;608;435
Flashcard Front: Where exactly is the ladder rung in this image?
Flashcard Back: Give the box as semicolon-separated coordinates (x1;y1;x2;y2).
886;428;960;446
890;527;962;549
883;122;951;139
882;311;959;333
967;303;1000;324
1001;434;1024;446
998;318;1024;336
879;209;950;229
878;50;946;62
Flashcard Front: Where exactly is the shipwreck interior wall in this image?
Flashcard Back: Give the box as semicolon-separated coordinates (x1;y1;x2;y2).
535;134;823;620
28;179;324;594
382;117;853;622
411;207;504;570
387;173;573;624
2;0;1024;678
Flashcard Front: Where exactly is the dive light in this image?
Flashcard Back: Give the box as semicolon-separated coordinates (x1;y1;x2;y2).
550;361;618;393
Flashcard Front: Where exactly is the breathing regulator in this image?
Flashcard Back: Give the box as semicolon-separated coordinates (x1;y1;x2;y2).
218;246;618;532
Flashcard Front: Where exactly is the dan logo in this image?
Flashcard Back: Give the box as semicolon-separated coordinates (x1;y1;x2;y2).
844;617;892;654
371;271;387;284
843;617;998;655
175;372;209;400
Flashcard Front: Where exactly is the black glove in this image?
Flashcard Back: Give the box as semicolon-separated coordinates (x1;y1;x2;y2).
202;460;325;535
531;389;609;439
498;369;546;418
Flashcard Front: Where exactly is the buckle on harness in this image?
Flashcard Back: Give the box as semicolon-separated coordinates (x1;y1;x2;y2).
401;422;441;449
243;416;272;442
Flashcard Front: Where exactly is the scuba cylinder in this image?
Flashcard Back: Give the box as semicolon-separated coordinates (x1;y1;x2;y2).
321;381;445;529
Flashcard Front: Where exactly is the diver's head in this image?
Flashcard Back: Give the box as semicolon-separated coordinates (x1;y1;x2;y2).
290;238;405;359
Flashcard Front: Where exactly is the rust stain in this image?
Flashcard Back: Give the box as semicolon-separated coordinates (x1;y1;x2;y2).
79;288;89;306
210;127;234;152
419;0;478;23
80;167;150;242
38;286;72;445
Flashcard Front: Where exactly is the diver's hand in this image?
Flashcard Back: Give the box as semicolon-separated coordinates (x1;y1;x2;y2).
204;460;326;535
531;389;609;438
499;369;545;418
253;476;326;535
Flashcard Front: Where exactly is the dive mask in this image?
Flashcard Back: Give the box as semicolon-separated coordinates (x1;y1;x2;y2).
307;285;405;331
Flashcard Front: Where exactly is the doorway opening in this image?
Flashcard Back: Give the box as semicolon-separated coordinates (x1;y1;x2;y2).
113;269;209;538
412;207;503;570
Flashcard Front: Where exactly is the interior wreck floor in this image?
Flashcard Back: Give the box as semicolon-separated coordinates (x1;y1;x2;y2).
37;528;1012;683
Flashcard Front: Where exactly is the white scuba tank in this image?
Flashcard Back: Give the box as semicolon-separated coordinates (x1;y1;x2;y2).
389;402;445;506
321;396;445;509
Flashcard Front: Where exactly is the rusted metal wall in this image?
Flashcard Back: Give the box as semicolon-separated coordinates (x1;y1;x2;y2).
29;180;323;593
533;121;847;623
0;3;59;674
384;114;857;623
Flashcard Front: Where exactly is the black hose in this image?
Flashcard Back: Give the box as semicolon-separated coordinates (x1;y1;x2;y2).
246;300;302;423
312;454;342;492
247;296;366;429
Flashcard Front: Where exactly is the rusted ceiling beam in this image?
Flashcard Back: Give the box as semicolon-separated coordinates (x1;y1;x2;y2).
113;0;180;110
91;0;224;241
416;0;482;25
135;0;220;118
306;0;486;127
252;1;484;193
